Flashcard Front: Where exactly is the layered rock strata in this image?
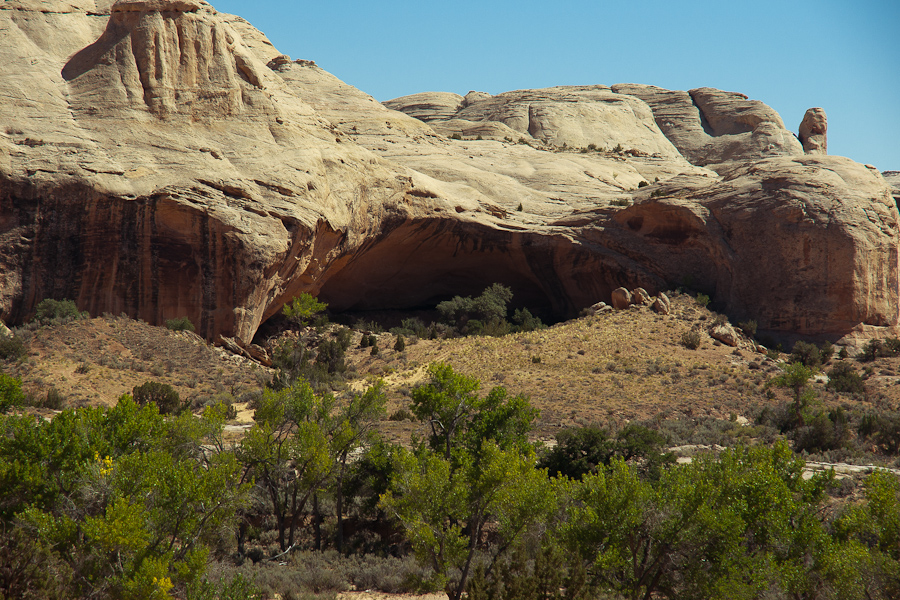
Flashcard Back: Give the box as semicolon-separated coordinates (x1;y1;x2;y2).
0;0;897;346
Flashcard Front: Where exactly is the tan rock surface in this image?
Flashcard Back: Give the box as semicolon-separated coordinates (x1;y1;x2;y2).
387;85;687;160
1;0;897;347
598;155;899;337
611;288;632;310
610;84;804;169
885;171;900;206
382;92;463;123
799;107;827;155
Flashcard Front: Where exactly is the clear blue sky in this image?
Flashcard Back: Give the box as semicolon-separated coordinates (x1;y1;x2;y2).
213;0;899;171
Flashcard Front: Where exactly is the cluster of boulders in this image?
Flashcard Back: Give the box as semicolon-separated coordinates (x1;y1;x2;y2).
590;287;672;316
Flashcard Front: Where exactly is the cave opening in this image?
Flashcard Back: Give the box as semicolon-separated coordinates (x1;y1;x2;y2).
251;220;629;344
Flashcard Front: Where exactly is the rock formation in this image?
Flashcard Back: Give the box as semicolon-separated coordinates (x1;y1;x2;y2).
0;0;897;346
882;171;900;206
611;288;632;310
609;84;804;170
799;108;827;154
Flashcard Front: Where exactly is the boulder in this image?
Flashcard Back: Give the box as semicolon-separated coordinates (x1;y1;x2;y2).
799;108;827;155
611;288;632;310
651;293;671;315
590;301;612;315
709;322;740;347
632;288;651;305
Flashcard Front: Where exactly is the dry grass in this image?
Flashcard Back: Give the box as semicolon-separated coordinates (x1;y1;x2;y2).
347;294;783;441
4;314;262;413
4;295;897;446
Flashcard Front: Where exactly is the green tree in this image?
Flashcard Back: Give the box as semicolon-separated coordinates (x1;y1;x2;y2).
410;363;537;462
238;380;336;551
330;381;387;552
385;366;545;600
836;471;900;597
770;362;816;427
564;442;867;600
0;373;24;414
282;293;328;327
381;443;556;600
0;396;246;599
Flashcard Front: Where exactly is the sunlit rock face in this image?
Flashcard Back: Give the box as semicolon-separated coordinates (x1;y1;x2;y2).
1;0;896;345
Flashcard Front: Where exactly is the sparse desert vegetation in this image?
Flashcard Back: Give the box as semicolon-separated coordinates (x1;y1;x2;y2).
4;293;900;599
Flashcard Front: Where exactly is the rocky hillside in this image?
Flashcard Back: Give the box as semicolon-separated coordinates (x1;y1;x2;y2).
1;0;897;349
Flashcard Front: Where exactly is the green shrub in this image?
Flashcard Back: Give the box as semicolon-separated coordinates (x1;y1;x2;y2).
33;298;83;323
826;361;864;395
737;320;757;338
538;423;673;481
0;335;26;360
511;307;544;333
856;338;900;362
858;411;900;454
437;283;514;335
316;338;347;375
681;330;701;350
390;317;427;338
0;521;73;599
886;337;900;355
165;316;196;332
819;340;834;363
393;334;405;352
638;180;649;188
857;339;883;362
389;408;414;421
695;293;710;308
132;381;183;414
0;373;25;413
353;319;384;334
610;198;630;207
792;407;850;454
42;387;66;410
789;341;824;368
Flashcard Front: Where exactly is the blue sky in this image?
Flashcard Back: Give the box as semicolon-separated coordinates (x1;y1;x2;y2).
213;0;899;170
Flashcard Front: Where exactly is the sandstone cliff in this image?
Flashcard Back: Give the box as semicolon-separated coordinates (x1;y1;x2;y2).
1;0;897;346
